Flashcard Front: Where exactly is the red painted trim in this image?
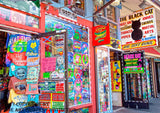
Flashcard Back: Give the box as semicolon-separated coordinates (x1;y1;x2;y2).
0;4;40;18
42;5;97;113
69;103;93;111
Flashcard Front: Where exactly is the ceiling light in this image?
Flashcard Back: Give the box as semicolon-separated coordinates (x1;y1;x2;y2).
139;0;147;9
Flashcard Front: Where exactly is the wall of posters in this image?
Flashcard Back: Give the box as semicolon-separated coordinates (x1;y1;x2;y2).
0;0;40;16
111;61;122;92
120;7;158;50
44;15;91;109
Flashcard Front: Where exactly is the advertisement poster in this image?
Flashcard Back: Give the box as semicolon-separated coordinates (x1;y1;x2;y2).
0;0;40;16
111;61;122;92
41;57;56;72
93;24;110;46
120;7;158;50
123;52;144;73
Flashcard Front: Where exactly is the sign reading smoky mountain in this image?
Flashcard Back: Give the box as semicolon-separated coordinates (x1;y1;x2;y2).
120;7;158;50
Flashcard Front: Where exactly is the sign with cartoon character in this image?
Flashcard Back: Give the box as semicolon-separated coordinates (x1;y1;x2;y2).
120;7;158;50
111;61;122;92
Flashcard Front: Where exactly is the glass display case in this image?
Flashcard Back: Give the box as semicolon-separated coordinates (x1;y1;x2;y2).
95;47;112;113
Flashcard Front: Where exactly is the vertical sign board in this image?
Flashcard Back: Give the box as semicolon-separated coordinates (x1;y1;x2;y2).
123;52;144;74
93;23;110;46
120;7;158;50
111;61;122;92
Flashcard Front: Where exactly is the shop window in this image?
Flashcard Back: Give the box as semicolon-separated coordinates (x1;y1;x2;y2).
107;5;116;22
93;0;105;16
109;22;117;39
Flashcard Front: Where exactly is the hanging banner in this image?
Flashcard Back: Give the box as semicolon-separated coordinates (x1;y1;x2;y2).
0;0;40;16
123;52;144;73
111;61;122;92
120;7;158;50
93;23;110;46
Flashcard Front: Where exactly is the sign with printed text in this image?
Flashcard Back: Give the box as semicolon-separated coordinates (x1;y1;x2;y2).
41;57;56;72
123;52;144;73
120;7;158;50
93;24;110;46
59;8;77;21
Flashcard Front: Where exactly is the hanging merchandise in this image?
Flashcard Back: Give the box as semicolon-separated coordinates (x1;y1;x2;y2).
9;63;27;80
27;65;40;81
26;81;39;94
8;76;27;94
27;94;39;104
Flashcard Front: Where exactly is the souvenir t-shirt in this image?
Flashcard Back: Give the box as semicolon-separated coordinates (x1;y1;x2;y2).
27;94;39;103
8;77;27;94
7;52;27;66
8;89;28;104
26;81;39;94
27;56;40;66
9;102;27;113
27;65;40;81
26;40;40;57
9;63;27;80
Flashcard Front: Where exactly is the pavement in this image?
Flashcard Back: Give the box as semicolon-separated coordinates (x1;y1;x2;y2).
113;96;160;113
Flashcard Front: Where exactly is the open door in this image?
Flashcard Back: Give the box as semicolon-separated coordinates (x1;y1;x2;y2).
121;51;149;109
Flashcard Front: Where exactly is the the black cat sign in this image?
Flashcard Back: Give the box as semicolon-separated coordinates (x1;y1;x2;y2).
120;7;158;50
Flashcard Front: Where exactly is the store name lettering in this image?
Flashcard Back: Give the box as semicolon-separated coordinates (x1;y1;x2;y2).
124;53;141;59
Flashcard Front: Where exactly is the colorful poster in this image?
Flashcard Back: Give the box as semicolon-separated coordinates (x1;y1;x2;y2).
111;61;122;92
39;81;56;92
120;7;158;50
123;52;144;73
0;0;40;16
92;24;110;46
26;81;38;94
41;57;56;72
73;40;81;53
26;40;40;57
27;65;40;81
73;54;82;65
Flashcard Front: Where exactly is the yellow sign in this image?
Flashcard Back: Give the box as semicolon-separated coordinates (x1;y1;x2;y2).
122;39;156;50
111;61;122;92
106;37;121;50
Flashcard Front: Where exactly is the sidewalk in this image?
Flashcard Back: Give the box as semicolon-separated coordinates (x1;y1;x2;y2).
113;97;160;113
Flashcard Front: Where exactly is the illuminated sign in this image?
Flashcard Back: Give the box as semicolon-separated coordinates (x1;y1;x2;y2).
120;7;158;50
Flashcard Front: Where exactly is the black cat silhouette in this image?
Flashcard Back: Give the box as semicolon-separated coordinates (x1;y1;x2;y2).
131;19;143;41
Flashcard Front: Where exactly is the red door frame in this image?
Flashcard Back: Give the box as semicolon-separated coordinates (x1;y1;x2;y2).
43;3;96;113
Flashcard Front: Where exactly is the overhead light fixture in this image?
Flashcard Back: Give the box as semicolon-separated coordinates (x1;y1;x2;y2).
75;0;81;6
139;0;147;9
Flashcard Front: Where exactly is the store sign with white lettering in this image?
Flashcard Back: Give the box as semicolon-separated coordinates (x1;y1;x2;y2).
120;7;158;50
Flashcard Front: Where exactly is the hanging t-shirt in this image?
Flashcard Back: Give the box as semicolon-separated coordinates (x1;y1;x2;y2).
7;52;27;66
19;106;45;113
27;65;40;81
27;94;39;103
9;102;27;113
9;63;27;80
8;89;28;104
26;81;39;94
27;56;40;66
8;77;27;94
26;40;40;57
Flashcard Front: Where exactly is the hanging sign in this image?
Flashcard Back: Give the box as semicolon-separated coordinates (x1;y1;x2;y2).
92;23;110;46
120;7;158;50
123;52;144;73
111;61;122;92
59;8;77;21
41;57;56;72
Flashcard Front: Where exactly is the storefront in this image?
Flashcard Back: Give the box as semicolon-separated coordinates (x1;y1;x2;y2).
0;1;96;113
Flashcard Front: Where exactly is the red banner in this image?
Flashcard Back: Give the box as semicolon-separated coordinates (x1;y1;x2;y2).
93;23;110;46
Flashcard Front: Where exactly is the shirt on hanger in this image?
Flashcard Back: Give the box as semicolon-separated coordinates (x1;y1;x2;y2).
27;94;39;103
26;81;39;94
27;65;40;81
8;77;27;94
9;63;27;80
